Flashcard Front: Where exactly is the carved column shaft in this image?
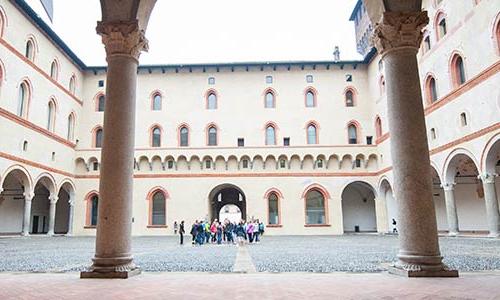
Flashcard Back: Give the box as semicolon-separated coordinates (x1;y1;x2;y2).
372;11;456;276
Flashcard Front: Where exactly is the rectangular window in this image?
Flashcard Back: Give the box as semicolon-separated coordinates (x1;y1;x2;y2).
205;160;212;169
306;75;313;83
167;160;174;169
366;136;373;145
242;159;249;169
355;159;361;168
317;159;323;168
208;77;215;85
237;138;244;147
93;162;99;171
345;74;352;82
280;160;286;168
266;76;273;84
283;137;290;146
98;80;104;87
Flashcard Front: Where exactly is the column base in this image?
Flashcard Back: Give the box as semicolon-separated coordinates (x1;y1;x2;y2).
80;268;141;279
448;231;459;237
388;263;458;278
21;232;29;237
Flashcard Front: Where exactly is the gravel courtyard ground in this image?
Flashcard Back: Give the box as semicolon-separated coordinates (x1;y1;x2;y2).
0;235;499;273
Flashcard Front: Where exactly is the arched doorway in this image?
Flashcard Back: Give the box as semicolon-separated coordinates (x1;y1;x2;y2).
54;182;74;234
208;184;246;222
0;168;31;234
341;181;377;232
32;176;55;234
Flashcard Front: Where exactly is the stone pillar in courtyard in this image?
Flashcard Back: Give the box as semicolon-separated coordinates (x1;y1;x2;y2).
479;173;500;237
22;192;34;236
67;198;75;236
441;183;459;236
371;11;457;277
47;195;58;236
81;21;148;279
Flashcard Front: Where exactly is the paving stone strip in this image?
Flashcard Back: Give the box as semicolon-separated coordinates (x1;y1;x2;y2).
232;245;257;273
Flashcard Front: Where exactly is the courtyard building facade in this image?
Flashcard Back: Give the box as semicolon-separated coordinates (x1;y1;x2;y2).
0;0;499;238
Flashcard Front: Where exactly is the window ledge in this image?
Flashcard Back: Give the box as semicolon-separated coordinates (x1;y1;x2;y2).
147;225;168;228
84;225;96;229
266;224;282;228
304;224;331;227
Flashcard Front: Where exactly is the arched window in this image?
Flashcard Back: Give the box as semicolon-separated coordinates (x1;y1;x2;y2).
90;195;99;226
207;92;217;109
152;93;162;111
17;81;29;118
379;76;386;95
151;191;166;226
348;124;358;144
305;189;326;225
307;124;317;145
305;90;315;107
268;193;280;225
423;35;431;52
95;128;103;148
265;125;276;145
97;95;105;112
345;89;354;107
426;76;438;103
180;126;189;147
460;112;468;126
50;60;58;80
208;126;217;146
47;100;56;132
265;91;275;108
67;113;75;141
496;18;500;53
152;126;161;147
375;117;382;139
25;39;35;61
451;54;466;87
436;13;447;40
69;75;76;95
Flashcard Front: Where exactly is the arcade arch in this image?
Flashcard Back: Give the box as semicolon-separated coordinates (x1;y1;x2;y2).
208;184;246;222
341;181;377;232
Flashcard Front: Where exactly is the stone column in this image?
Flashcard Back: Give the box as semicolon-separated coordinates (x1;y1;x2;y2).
67;198;75;236
372;11;457;277
47;195;58;236
22;192;34;236
81;21;147;279
441;183;459;236
479;173;499;237
374;197;389;234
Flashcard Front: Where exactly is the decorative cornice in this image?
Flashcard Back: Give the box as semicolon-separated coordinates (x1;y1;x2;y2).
372;11;429;56
96;21;148;60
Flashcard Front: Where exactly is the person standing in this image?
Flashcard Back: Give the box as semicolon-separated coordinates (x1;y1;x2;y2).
179;220;185;245
253;220;260;243
247;220;255;243
174;221;178;235
190;220;198;245
216;222;223;244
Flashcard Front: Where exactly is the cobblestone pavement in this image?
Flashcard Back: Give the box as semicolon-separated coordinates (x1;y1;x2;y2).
0;235;499;273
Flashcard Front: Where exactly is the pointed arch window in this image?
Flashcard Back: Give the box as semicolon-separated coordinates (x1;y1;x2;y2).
152;93;162;111
265;91;275;108
67;113;75;141
152;126;161;147
97;95;105;112
50;60;58;80
268;193;280;225
305;189;326;225
25;39;35;61
47;100;56;132
180;126;189;147
69;76;76;95
95;128;103;148
451;54;466;87
265;125;276;145
307;124;317;145
426;76;438;103
345;89;354;107
348;124;358;144
375;117;382;139
207;92;217;109
208;126;217;146
151;191;166;226
90;195;99;226
305;90;315;107
436;14;447;40
17;82;29;118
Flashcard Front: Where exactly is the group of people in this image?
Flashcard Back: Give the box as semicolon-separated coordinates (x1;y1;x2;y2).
174;219;265;245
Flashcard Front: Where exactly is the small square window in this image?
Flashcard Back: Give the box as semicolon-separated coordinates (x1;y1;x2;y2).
98;80;104;87
208;77;215;85
238;138;245;147
266;76;273;84
366;136;373;145
242;159;249;169
345;74;353;82
205;160;212;169
93;162;99;171
167;160;174;169
283;137;290;146
355;159;361;168
306;75;313;83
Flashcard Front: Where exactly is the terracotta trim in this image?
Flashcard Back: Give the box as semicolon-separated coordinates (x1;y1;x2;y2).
374;116;382;139
150;90;163;111
343;86;358;107
83;226;97;229
480;132;500;171
146;187;169;226
264;188;283;226
304;224;331;227
346;120;362;144
302;183;330;226
205;89;218;109
375;132;389;144
206;123;219;146
79;144;378;151
84;191;99;227
449;51;467;89
149;124;163;147
0;107;76;148
263;88;277;108
264;122;278;145
147;225;168;228
424;60;500;115
266;224;282;228
0;38;83;105
305;121;319;145
304;86;318;107
93;92;105;112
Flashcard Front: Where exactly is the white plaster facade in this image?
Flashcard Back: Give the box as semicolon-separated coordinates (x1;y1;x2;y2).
0;0;499;236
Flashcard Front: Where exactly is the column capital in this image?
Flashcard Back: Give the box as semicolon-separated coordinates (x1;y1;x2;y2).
49;195;59;204
441;182;456;191
478;173;498;184
96;20;148;60
24;192;34;201
371;11;429;57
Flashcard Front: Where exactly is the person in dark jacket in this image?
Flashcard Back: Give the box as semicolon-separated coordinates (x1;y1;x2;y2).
190;220;198;245
179;220;185;245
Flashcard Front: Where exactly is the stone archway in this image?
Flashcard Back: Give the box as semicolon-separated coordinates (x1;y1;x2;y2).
31;176;55;234
54;182;74;234
0;168;32;234
341;181;377;232
208;184;246;222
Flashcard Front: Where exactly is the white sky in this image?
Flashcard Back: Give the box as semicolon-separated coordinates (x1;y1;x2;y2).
29;0;362;66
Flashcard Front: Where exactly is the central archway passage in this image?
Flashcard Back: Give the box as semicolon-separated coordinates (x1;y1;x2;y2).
341;181;377;232
208;184;246;222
